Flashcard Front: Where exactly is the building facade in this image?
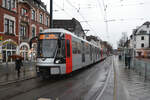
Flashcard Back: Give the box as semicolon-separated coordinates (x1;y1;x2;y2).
0;0;50;63
130;21;150;57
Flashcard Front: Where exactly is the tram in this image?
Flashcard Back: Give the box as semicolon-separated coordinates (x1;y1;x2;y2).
33;28;107;78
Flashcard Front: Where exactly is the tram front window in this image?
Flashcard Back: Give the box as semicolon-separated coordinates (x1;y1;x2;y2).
37;39;57;58
37;39;66;59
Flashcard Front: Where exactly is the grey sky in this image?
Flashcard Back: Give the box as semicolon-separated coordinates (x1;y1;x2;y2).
42;0;150;48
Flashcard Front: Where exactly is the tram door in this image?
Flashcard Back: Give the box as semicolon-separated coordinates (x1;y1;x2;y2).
81;41;85;62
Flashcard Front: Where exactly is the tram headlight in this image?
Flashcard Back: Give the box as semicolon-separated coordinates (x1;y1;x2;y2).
55;59;61;64
54;58;66;64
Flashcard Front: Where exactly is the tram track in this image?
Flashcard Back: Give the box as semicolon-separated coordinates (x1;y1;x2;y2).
93;56;113;100
0;57;111;100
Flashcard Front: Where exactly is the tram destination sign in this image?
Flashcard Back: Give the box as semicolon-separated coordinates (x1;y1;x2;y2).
39;33;59;40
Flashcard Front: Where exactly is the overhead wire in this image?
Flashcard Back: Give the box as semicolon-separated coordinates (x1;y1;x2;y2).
65;0;101;37
54;1;100;37
53;1;73;18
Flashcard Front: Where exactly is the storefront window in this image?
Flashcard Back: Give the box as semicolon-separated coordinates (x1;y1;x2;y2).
20;45;28;61
2;42;17;62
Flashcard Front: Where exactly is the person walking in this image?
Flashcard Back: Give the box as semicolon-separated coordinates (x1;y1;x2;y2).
125;54;128;68
15;58;23;78
127;55;131;69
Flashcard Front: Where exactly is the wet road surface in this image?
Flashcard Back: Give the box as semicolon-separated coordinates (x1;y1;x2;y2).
117;58;150;100
0;57;113;100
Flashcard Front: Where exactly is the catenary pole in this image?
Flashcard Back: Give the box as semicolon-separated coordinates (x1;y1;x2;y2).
50;0;53;28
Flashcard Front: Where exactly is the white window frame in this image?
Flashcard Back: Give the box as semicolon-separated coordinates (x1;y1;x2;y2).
4;14;16;35
46;16;49;26
21;8;27;16
31;9;36;20
39;27;43;33
31;24;36;37
2;0;16;11
20;25;26;37
40;14;43;24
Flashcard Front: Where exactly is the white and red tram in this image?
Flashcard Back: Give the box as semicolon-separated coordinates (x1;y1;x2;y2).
35;28;107;78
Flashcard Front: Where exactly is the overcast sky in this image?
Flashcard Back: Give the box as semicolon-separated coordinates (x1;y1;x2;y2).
42;0;150;49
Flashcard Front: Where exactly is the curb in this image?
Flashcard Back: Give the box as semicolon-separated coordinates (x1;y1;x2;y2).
0;76;37;86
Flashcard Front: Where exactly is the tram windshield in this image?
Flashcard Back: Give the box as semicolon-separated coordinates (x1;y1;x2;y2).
37;39;58;58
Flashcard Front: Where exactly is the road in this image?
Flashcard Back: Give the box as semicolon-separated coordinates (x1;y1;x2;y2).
0;57;113;100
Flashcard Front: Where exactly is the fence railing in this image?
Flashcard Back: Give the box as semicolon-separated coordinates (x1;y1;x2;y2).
131;58;150;80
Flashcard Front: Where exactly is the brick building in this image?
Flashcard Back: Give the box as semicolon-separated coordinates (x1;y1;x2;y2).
0;0;50;63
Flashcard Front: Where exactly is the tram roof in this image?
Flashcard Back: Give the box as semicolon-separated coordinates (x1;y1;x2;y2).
42;28;100;48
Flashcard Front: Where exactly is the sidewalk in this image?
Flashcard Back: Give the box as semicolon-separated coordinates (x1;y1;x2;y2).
115;56;150;100
0;61;37;85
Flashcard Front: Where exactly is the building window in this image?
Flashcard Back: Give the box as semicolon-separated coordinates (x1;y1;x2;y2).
32;27;36;37
7;0;11;9
40;14;43;24
3;0;7;8
141;43;144;48
32;10;35;20
4;19;9;33
4;18;14;35
20;25;26;37
21;8;27;16
141;36;144;40
9;20;14;34
3;0;16;11
39;27;43;33
134;44;136;48
20;45;28;61
139;30;147;34
46;16;49;26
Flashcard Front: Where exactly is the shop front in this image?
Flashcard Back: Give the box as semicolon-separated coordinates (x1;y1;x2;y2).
1;39;18;63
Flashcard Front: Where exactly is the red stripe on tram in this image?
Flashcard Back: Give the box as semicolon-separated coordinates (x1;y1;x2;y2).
65;34;72;74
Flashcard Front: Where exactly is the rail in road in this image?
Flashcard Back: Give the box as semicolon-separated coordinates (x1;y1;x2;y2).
37;56;115;100
0;56;115;100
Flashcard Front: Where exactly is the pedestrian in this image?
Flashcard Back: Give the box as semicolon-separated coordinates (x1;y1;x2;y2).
127;55;131;69
15;58;23;78
125;54;128;68
119;54;122;60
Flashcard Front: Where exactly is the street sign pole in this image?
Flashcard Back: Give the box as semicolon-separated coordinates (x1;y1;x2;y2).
50;0;53;28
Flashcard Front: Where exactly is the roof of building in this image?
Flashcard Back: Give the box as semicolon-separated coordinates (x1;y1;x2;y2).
53;18;85;36
86;35;99;42
22;0;47;11
143;21;150;25
53;19;75;32
132;21;150;35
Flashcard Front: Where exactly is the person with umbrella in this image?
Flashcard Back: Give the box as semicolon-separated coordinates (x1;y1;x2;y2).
15;57;23;78
9;54;23;78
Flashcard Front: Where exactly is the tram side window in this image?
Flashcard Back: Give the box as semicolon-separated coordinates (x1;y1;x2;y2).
67;40;70;57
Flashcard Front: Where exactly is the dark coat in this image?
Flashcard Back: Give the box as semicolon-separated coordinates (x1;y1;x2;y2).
15;59;23;70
